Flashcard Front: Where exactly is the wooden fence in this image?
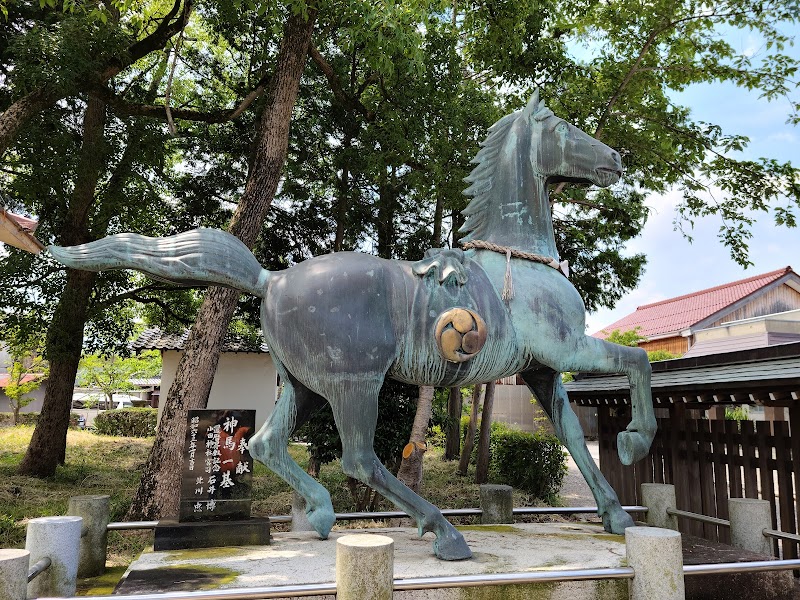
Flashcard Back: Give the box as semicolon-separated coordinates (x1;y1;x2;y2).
598;406;800;558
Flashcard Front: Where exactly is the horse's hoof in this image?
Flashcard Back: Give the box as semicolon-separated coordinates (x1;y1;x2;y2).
307;506;336;539
433;529;473;561
601;508;635;534
617;429;653;465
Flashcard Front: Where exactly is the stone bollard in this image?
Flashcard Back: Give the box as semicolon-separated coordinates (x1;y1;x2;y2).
641;483;678;530
336;534;394;600
290;492;315;532
729;498;772;555
480;484;513;524
0;549;29;600
626;526;685;600
68;494;111;577
25;515;83;599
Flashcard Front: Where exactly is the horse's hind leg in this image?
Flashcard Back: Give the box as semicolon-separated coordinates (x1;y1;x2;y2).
248;365;335;538
521;369;635;534
328;380;472;560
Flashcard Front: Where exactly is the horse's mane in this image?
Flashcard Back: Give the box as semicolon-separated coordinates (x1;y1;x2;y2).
460;92;553;243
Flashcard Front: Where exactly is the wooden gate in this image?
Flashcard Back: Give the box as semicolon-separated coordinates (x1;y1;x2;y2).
598;405;800;558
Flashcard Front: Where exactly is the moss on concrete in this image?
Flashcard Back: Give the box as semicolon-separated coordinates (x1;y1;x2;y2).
459;582;555;599
75;566;128;596
165;547;243;561
456;525;521;534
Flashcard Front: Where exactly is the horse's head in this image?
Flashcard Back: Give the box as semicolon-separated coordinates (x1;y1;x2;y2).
523;90;622;188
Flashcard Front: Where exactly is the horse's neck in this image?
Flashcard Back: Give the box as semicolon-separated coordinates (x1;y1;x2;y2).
481;175;559;259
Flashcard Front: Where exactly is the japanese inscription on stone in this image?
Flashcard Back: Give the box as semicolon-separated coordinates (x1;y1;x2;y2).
179;409;256;522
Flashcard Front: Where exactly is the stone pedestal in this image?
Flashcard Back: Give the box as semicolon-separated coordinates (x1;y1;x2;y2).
25;515;82;599
641;483;678;530
626;526;684;600
728;498;771;555
0;549;29;600
479;484;513;524
153;517;271;551
68;494;111;577
336;534;393;600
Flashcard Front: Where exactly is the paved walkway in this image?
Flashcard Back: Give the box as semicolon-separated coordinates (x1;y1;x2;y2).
561;440;599;507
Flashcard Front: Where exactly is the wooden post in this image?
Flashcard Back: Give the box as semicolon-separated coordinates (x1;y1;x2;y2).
475;381;496;484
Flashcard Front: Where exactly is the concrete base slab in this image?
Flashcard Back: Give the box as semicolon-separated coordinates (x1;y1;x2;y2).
117;522;629;599
115;523;795;599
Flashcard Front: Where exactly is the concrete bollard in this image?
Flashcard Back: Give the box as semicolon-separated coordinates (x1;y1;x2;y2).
68;494;111;577
729;498;772;555
480;484;513;524
0;549;29;600
626;526;685;600
641;483;678;530
290;492;315;532
25;515;83;599
336;534;394;600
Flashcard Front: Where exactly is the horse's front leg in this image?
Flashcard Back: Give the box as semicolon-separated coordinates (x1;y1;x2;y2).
521;369;635;534
561;336;656;465
327;379;472;561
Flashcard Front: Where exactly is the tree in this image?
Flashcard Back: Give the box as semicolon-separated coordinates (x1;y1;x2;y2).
457;384;483;476
2;339;48;424
77;351;161;409
475;381;496;484
127;2;318;520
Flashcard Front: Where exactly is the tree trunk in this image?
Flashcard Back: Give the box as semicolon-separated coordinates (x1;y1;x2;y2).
474;380;496;484
18;94;107;477
397;385;434;493
126;8;317;520
0;86;62;159
432;194;444;247
444;386;462;460
457;383;483;475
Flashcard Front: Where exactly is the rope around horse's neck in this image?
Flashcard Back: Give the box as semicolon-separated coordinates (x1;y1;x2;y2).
460;239;567;302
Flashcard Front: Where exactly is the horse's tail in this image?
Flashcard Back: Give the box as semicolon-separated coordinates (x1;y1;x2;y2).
48;228;270;298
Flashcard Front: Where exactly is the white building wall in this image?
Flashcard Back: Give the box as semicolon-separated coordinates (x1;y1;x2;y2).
158;350;278;431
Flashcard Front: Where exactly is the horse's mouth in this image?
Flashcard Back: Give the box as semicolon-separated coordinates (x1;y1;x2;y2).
595;167;622;185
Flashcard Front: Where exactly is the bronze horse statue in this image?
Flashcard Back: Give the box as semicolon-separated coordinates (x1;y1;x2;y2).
50;91;655;560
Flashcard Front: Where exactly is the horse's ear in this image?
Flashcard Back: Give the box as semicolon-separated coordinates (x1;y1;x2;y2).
522;89;541;118
522;88;553;121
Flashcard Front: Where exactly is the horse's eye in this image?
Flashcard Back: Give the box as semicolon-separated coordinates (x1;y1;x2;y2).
556;122;569;134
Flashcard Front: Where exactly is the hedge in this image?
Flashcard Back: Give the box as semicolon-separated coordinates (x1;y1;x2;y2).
93;408;157;437
0;412;81;427
489;423;567;503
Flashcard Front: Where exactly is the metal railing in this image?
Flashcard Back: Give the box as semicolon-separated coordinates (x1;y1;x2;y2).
27;557;51;583
666;507;730;528
105;505;649;531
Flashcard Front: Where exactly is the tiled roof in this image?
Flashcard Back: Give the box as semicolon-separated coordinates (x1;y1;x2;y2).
0;373;45;387
594;266;796;340
132;328;268;353
129;377;162;387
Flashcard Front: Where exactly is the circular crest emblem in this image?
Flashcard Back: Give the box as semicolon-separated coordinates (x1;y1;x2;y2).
434;308;488;363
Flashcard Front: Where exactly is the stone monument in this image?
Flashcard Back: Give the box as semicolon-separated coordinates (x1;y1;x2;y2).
154;409;269;550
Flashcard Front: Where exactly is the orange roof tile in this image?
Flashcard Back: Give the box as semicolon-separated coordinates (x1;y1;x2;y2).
593;266;796;340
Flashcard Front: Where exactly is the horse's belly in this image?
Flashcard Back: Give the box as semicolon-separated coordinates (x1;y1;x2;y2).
390;262;527;387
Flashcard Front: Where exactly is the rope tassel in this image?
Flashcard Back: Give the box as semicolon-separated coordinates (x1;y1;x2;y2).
502;247;514;302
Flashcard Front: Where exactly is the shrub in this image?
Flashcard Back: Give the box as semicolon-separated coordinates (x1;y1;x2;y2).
93;408;157;437
488;424;567;503
0;412;81;427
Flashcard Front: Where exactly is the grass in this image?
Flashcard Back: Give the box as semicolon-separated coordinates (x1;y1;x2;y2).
0;426;564;571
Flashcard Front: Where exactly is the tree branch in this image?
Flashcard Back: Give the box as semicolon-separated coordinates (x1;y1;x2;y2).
309;45;375;121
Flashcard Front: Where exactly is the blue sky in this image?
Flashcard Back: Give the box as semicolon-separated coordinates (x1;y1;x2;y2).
584;27;800;334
